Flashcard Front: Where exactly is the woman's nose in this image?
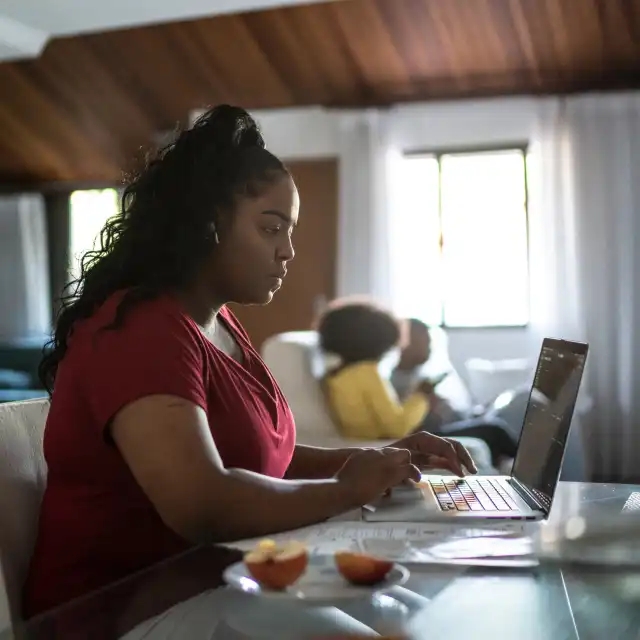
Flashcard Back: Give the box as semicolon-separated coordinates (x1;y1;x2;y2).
277;237;295;262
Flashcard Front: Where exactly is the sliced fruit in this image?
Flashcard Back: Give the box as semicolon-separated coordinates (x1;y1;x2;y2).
244;540;308;590
334;551;394;586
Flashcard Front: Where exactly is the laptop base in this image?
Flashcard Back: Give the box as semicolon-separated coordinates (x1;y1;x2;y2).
363;475;545;523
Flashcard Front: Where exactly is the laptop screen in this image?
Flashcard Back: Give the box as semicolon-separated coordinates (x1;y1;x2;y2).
512;338;588;509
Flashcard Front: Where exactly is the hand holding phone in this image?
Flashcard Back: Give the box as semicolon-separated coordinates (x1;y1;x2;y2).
417;371;450;396
426;371;450;387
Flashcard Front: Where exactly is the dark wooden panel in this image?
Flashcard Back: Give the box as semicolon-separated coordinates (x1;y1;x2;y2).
0;0;639;183
230;159;338;350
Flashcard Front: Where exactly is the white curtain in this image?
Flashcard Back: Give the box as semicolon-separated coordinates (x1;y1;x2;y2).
529;93;640;480
335;110;402;310
0;195;51;341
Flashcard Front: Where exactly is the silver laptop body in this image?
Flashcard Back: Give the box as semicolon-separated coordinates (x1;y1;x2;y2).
364;338;589;523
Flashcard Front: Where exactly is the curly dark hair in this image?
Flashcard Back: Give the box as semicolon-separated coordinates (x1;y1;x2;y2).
317;298;404;366
39;105;288;394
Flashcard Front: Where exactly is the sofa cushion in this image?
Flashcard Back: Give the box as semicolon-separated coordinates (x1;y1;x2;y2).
262;332;337;439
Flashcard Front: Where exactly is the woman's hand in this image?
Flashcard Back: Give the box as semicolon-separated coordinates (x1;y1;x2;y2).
390;431;477;477
336;448;421;508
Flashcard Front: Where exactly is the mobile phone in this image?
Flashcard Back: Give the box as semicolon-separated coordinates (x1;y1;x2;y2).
426;371;450;387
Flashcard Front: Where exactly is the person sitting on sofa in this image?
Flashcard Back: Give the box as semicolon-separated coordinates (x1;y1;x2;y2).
317;302;515;468
24;105;475;618
392;317;461;429
318;298;432;440
392;318;518;469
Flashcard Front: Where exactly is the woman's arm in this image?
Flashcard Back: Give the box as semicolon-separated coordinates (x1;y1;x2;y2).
110;395;358;544
285;445;364;479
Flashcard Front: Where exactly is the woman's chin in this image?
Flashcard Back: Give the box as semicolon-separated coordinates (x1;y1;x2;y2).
243;290;276;306
236;282;281;306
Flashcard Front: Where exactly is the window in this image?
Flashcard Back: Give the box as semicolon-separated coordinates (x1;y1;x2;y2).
393;148;529;328
69;188;119;282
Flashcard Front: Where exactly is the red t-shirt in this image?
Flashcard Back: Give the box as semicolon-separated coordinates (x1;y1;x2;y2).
23;292;296;617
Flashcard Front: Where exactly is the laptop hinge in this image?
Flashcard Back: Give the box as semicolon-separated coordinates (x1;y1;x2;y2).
509;478;547;513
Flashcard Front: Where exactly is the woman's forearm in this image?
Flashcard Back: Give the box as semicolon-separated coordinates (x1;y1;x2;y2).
285;444;362;479
193;469;355;543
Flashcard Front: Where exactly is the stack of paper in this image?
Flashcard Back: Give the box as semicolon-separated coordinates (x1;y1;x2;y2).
228;521;537;567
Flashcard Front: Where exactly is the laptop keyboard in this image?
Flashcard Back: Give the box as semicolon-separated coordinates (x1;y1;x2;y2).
429;477;519;512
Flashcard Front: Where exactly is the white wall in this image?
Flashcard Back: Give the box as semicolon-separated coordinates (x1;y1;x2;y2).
246;97;537;157
193;98;541;374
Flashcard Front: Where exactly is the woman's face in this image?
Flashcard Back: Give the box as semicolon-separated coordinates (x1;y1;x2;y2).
203;173;299;306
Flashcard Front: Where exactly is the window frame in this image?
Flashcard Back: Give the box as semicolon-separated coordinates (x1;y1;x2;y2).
404;142;531;330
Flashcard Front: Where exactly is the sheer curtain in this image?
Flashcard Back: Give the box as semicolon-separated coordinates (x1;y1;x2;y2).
0;195;51;341
335;110;402;310
529;93;640;480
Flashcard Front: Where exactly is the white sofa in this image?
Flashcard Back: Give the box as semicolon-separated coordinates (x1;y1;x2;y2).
261;331;496;474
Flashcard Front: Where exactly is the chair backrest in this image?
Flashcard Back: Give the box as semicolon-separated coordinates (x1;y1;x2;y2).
0;399;49;624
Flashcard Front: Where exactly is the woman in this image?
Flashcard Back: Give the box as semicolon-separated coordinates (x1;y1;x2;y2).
23;105;474;617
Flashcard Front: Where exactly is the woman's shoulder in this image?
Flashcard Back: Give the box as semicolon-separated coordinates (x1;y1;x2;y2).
76;290;202;346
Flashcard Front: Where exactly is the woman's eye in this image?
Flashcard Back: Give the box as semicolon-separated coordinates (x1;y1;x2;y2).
263;226;281;235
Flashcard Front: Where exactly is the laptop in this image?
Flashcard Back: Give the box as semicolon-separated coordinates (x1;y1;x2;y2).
364;338;589;523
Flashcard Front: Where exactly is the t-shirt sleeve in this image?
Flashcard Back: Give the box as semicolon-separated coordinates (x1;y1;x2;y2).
82;299;208;432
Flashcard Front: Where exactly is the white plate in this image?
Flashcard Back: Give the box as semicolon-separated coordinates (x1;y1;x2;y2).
223;554;409;604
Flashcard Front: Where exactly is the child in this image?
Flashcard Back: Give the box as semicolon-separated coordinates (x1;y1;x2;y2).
317;299;431;440
392;318;461;429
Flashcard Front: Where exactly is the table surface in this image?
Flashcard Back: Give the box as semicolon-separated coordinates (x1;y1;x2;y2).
5;481;640;640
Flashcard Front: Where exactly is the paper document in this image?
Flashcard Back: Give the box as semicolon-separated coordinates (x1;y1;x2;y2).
229;521;537;567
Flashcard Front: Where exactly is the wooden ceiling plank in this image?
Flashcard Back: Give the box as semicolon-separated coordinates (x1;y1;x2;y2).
373;0;453;80
48;38;157;139
596;0;640;64
188;21;259;105
505;0;542;85
0;95;71;180
189;14;295;108
329;0;412;96
0;66;98;179
39;39;158;178
240;9;334;104
542;0;576;73
418;0;473;90
16;55;125;176
477;0;518;69
276;4;368;105
565;0;606;72
439;0;507;73
83;31;180;128
629;0;640;44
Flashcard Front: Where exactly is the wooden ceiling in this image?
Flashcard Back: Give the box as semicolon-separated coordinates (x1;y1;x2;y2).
0;0;639;184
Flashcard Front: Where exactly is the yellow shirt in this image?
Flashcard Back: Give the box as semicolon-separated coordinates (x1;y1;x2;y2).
323;361;429;440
